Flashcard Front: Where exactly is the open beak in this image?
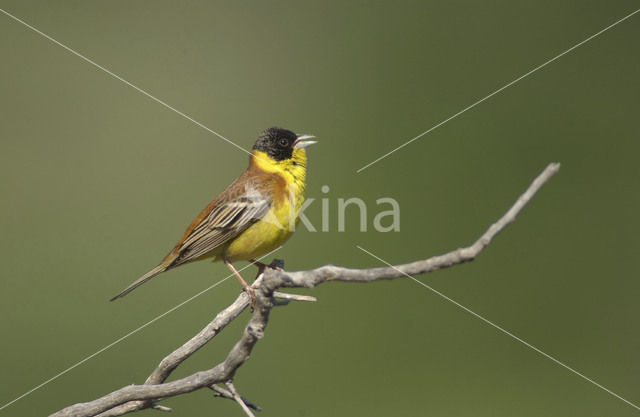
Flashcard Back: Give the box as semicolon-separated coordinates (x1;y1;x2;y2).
294;134;317;149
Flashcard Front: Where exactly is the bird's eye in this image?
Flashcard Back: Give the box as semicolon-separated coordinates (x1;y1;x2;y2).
278;138;288;147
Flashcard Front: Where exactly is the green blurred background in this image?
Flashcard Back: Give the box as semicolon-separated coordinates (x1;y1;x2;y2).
1;1;639;416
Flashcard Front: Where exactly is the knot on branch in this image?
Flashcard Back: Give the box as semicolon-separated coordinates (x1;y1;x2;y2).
246;324;264;339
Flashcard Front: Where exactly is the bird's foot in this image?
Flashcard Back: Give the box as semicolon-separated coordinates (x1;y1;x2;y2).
244;285;257;305
250;258;284;274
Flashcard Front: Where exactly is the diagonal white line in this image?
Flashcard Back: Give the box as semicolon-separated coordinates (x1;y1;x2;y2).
356;8;640;173
0;7;252;157
356;245;640;412
0;247;281;413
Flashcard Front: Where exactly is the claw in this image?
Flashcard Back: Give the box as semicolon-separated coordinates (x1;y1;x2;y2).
249;258;284;273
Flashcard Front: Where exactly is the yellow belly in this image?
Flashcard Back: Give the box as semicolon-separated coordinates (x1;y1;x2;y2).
222;202;299;262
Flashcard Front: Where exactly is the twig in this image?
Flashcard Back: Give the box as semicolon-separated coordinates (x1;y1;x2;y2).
49;163;560;417
210;385;262;412
273;291;317;302
225;381;257;417
149;404;172;412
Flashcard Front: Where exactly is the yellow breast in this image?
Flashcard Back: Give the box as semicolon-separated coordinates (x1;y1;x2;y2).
223;148;307;262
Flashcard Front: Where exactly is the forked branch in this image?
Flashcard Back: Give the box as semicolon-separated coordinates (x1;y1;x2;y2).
50;163;560;417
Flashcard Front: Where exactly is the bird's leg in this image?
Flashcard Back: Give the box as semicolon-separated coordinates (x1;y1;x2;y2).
224;260;256;302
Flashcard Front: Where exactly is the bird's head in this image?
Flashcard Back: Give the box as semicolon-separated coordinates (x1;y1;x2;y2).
252;127;317;162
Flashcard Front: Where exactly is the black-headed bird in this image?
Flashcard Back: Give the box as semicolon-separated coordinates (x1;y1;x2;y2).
110;127;316;301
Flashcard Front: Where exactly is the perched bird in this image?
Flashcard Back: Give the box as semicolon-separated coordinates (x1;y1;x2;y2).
110;127;317;301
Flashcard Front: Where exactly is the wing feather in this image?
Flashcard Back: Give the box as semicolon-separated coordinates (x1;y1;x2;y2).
171;183;271;265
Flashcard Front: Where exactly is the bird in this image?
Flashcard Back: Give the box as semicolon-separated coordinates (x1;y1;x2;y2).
110;127;317;301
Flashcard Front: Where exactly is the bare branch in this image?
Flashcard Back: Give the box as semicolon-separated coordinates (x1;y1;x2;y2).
50;163;559;417
94;292;252;417
267;162;561;290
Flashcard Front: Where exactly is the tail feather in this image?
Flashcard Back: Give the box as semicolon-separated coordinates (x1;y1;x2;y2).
109;263;169;301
